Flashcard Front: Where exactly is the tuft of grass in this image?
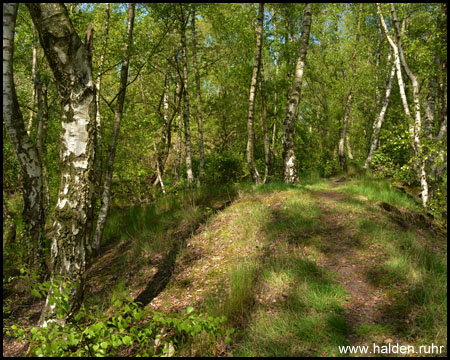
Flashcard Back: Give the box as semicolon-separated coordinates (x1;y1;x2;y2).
205;261;258;326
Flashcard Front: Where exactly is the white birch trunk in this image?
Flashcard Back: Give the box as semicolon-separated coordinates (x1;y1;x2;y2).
260;61;270;184
175;81;183;182
338;3;363;171
3;3;45;273
180;5;195;185
246;3;263;185
377;3;429;208
27;3;97;325
282;3;312;183
390;4;429;207
191;10;205;186
27;24;38;134
364;52;396;169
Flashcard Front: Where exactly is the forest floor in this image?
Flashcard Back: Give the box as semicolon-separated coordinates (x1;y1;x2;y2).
3;176;447;357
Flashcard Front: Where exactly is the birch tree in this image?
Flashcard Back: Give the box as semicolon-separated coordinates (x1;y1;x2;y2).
180;4;195;185
246;2;264;184
377;3;429;207
93;3;135;253
364;50;396;169
338;3;362;172
26;3;97;324
282;3;312;183
94;3;110;195
260;60;271;184
175;79;183;182
191;8;205;186
3;3;45;274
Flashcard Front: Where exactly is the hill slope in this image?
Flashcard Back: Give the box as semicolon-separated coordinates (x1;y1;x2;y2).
4;177;447;357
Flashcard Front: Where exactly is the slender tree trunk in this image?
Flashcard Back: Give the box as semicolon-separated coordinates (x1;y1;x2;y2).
180;4;195;185
175;81;183;182
346;132;354;160
364;52;396;168
191;9;205;186
94;3;135;253
282;3;312;183
260;61;270;184
27;3;97;325
338;90;352;171
246;3;264;184
370;20;382;116
377;3;429;208
42;88;51;215
159;68;171;178
153;140;166;194
3;3;45;274
390;3;429;208
94;3;110;197
338;3;363;171
27;24;38;134
140;74;167;193
271;27;279;163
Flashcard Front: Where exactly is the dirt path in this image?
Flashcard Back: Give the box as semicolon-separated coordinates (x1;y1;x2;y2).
310;180;391;354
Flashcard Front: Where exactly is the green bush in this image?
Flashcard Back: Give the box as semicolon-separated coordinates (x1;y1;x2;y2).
204;151;247;185
5;273;234;357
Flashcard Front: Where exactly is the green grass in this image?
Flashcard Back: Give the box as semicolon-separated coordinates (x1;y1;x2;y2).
205;260;259;325
234;254;349;356
197;175;446;356
4;174;446;357
338;175;422;211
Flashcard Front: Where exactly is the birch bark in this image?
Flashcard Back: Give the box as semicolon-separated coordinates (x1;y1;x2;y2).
282;3;312;183
175;80;183;182
338;3;362;171
26;3;97;324
364;52;396;169
391;3;429;207
246;2;264;184
260;61;270;184
27;24;38;134
180;4;195;185
3;3;45;273
377;3;429;208
191;9;205;186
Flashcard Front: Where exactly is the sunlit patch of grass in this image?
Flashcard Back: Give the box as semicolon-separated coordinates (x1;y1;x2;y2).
339;175;421;211
234;253;349;356
357;215;447;347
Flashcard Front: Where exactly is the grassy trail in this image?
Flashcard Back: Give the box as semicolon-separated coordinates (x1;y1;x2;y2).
148;177;446;356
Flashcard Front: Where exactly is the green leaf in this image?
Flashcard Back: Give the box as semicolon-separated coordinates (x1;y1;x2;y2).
101;341;109;349
186;306;194;315
122;335;133;346
31;289;42;299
